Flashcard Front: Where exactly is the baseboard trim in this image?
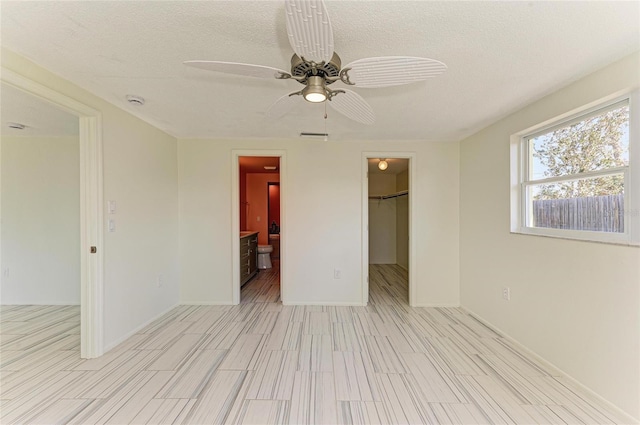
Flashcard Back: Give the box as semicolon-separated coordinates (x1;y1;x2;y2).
411;303;460;308
103;303;179;353
461;306;639;425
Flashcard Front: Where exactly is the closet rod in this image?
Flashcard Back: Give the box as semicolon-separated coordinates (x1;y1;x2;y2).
368;190;408;200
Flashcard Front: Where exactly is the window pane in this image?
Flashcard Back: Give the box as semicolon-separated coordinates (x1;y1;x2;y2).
529;104;629;180
528;174;624;233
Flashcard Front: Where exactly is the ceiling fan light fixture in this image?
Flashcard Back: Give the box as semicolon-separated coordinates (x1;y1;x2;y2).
378;159;389;171
302;76;327;103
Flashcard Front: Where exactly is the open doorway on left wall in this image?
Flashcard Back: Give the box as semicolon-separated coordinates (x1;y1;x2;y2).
238;156;281;303
1;82;82;353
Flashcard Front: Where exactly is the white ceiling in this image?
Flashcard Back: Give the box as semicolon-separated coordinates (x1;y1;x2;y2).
1;82;78;137
1;1;638;142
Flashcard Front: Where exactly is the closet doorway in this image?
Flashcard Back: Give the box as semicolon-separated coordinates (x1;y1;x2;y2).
362;155;414;306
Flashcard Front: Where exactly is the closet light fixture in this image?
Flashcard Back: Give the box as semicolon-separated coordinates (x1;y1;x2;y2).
378;159;388;171
264;166;277;170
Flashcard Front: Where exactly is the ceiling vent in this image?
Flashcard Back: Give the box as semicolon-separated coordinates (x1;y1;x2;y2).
299;132;329;139
7;122;26;130
126;95;145;106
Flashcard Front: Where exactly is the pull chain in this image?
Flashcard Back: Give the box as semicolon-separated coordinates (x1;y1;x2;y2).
324;101;328;140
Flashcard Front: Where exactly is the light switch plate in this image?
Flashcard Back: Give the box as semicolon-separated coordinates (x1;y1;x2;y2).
107;200;116;214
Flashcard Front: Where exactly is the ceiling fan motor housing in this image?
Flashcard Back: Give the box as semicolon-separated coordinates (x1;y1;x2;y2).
290;53;341;85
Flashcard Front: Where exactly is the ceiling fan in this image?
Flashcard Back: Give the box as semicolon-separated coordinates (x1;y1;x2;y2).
184;0;447;125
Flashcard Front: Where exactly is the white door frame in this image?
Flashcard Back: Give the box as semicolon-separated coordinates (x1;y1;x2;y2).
362;152;416;306
231;150;286;304
1;68;104;358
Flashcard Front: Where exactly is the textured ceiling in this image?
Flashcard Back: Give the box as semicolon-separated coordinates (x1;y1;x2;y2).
1;1;638;142
1;82;78;137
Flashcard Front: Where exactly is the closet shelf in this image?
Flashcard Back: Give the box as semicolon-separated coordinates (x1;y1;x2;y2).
368;190;408;200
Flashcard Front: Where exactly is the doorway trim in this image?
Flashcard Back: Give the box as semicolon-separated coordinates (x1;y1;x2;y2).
362;152;416;306
231;150;286;304
1;68;104;358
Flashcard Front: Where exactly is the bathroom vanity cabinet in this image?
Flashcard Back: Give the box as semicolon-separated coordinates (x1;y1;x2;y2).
240;231;258;286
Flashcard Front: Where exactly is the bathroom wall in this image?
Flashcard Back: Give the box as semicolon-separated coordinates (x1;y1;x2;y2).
240;169;247;230
246;173;279;245
268;183;280;229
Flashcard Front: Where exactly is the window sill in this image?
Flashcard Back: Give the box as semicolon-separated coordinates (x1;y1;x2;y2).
511;228;639;248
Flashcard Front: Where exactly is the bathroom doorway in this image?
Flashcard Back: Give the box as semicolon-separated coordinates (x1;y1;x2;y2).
237;155;282;304
363;155;414;306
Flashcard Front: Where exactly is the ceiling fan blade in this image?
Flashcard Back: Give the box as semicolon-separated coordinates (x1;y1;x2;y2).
266;92;303;119
284;0;334;64
328;89;375;125
341;56;447;88
184;61;291;80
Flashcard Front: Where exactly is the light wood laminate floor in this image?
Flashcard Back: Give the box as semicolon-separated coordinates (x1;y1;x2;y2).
0;264;629;424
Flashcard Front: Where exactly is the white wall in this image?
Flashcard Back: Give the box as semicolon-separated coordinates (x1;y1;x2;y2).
460;52;640;420
1;136;80;304
2;49;180;351
179;139;459;306
369;174;397;264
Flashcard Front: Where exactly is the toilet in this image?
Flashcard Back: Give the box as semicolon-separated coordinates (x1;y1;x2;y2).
257;245;273;269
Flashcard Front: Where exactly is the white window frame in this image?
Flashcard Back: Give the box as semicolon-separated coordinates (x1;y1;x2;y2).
511;90;640;246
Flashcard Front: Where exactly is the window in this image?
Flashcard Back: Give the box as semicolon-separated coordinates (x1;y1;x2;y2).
512;92;639;245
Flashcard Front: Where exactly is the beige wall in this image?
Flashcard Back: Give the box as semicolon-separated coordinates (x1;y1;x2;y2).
1;136;80;304
2;49;180;351
179;139;460;306
459;52;640;420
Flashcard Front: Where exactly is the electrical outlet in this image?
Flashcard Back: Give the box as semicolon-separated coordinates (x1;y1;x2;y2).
334;269;341;279
502;287;511;301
